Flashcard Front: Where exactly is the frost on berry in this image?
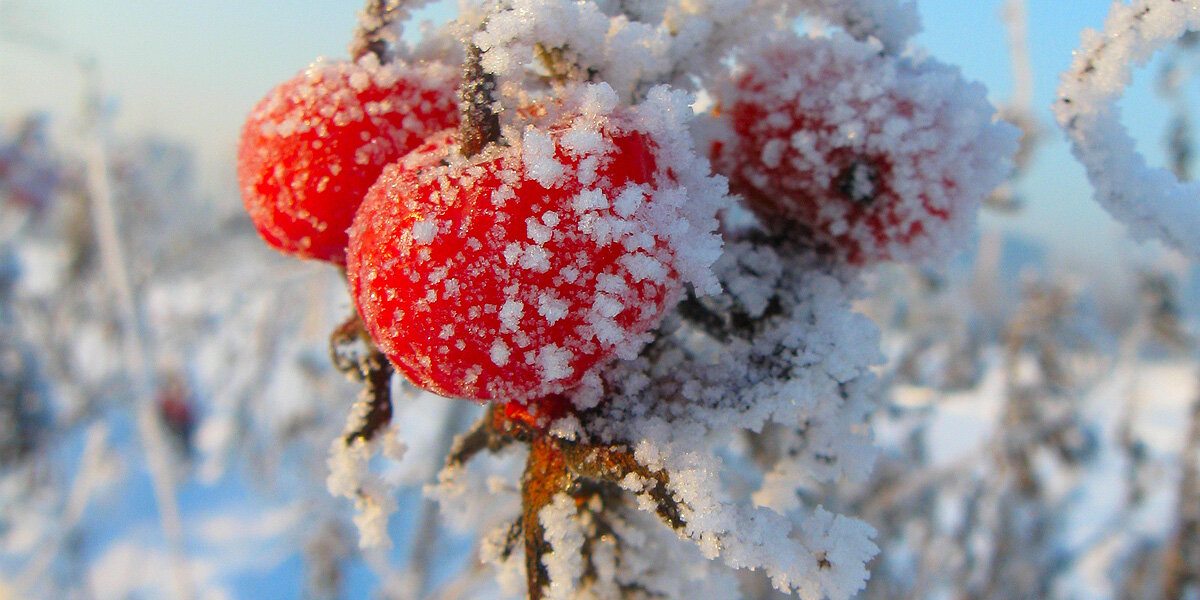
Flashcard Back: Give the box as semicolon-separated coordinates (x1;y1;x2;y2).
792;0;921;53
347;83;724;403
705;32;1018;265
237;55;458;264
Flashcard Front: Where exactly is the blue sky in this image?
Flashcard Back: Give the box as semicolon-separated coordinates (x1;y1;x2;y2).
0;0;1187;261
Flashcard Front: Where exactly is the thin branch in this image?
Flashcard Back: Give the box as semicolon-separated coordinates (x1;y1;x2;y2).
331;313;395;445
14;425;110;593
459;43;501;158
78;60;193;600
405;401;473;597
522;436;570;600
445;404;520;469
350;0;405;63
1163;384;1200;597
559;440;686;531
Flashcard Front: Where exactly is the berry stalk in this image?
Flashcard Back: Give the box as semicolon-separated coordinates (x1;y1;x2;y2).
350;0;405;63
459;43;501;158
330;314;394;445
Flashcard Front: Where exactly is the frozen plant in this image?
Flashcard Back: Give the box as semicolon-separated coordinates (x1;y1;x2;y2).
235;0;1017;598
1056;0;1200;258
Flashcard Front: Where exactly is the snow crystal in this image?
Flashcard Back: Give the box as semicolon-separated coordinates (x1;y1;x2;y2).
572;188;609;213
518;244;553;272
612;185;645;218
411;218;436;244
498;299;525;331
490;340;512;366
522;127;567;187
537;344;575;381
559;126;604;157
540;494;587;600
326;416;404;550
537;292;569;324
526;217;553;244
348;69;370;92
620;252;668;282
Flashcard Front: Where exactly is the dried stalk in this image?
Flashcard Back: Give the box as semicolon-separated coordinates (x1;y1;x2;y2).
78;61;194;600
330;313;395;445
1163;385;1200;598
459;43;501;158
350;0;405;63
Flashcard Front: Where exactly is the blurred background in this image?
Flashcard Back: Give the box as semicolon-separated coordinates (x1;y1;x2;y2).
2;1;1199;598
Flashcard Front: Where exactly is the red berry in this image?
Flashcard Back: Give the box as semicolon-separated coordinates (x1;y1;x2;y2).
347;104;684;402
708;33;1011;264
238;57;458;264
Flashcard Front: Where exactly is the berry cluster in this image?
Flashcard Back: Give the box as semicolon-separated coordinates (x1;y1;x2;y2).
237;5;1016;597
238;28;1013;414
238;52;720;418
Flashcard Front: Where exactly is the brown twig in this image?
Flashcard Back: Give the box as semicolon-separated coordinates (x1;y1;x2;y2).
459;43;502;158
350;0;405;63
447;402;687;600
329;313;395;445
558;439;685;531
534;43;596;84
444;404;519;469
522;436;570;600
1163;389;1200;598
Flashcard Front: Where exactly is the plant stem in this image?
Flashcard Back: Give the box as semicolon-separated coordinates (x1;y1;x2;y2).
79;61;193;600
521;436;569;600
350;0;404;63
459;43;501;158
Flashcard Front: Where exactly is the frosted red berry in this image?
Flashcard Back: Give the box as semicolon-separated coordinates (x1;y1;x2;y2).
347;109;684;403
707;33;1014;264
238;57;458;264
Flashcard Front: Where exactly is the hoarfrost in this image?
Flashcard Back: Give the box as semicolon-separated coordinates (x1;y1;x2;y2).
1055;0;1200;258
